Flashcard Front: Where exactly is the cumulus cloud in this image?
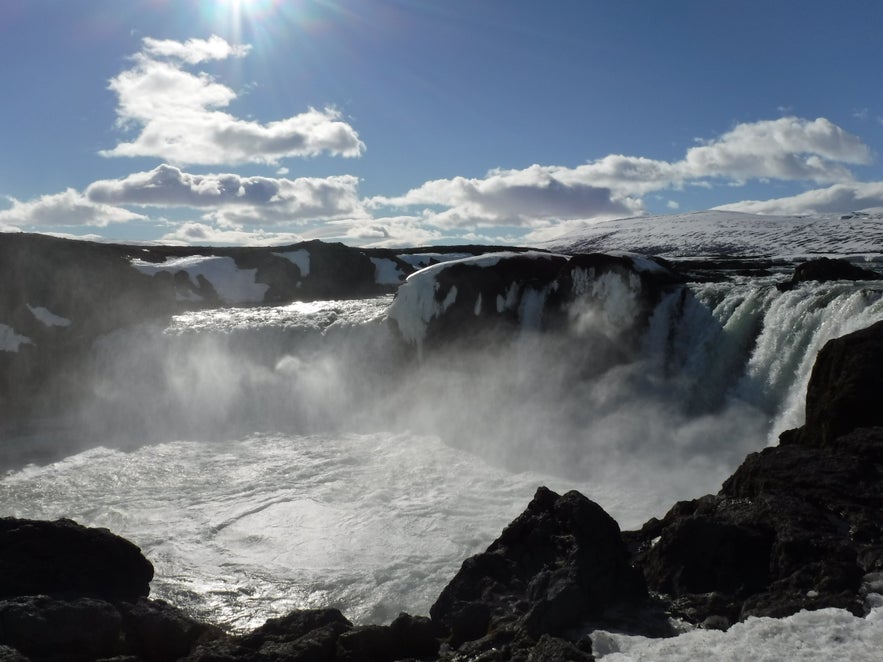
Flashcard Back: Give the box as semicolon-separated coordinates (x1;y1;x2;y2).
369;165;645;228
160;221;305;246
368;116;871;229
715;182;883;215
86;164;364;226
0;189;146;227
337;216;447;247
101;36;364;165
682;117;870;183
2;165;364;230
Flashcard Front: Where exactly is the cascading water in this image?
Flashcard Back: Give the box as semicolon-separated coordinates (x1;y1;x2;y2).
2;274;882;633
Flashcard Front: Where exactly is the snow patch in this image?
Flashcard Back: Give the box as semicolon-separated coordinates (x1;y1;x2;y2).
370;257;405;285
131;255;269;304
27;305;71;328
592;605;883;661
387;274;458;354
274;249;310;277
395;253;472;269
404;251;556;283
0;324;32;352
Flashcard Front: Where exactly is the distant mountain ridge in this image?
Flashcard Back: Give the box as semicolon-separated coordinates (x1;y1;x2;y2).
545;209;883;259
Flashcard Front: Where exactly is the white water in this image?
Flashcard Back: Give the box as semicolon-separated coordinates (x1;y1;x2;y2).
3;276;883;654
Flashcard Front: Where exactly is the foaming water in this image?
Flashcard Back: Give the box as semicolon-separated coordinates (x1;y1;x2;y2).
0;431;585;631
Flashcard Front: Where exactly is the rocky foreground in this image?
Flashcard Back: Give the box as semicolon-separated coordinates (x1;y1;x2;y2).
2;315;882;660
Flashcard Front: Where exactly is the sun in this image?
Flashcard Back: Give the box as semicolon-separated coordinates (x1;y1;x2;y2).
209;0;279;41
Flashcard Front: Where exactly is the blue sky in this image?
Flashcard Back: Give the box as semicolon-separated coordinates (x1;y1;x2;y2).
3;0;883;246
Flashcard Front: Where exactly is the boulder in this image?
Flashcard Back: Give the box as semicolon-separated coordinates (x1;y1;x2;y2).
781;319;883;447
0;596;123;661
630;422;883;624
431;487;647;648
336;613;443;661
117;598;223;662
777;257;881;291
0;518;153;601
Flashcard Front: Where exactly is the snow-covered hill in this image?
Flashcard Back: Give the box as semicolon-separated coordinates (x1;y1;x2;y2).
544;209;883;259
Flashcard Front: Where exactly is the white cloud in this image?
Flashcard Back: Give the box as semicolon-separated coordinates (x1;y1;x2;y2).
101;36;364;165
141;35;252;64
681;117;870;184
160;221;305;245
86;164;364;226
715;181;883;215
0;189;145;227
337;217;446;247
367;116;871;229
369;165;645;228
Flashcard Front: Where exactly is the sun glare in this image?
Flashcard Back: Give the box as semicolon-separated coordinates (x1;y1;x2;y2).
208;0;280;42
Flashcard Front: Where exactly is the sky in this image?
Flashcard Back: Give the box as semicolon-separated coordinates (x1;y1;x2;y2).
3;0;883;247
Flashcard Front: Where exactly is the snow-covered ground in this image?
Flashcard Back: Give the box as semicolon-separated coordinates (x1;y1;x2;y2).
545;209;883;259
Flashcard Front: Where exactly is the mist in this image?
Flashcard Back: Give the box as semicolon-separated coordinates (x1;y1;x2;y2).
42;276;868;523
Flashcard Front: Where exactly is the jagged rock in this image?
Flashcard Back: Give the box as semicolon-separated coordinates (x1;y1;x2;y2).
630;425;883;624
183;608;445;662
781;319;883;447
337;614;442;661
431;487;647;650
0;518;153;601
628;319;883;626
0;596;123;661
117;598;223;662
776;256;881;291
184;608;353;661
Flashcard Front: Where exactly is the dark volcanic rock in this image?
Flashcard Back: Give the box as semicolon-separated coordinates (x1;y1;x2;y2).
777;256;881;291
781;319;883;447
431;487;647;649
0;596;123;661
185;609;444;662
628;319;883;626
0;518;153;601
388;251;683;356
117;598;223;662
